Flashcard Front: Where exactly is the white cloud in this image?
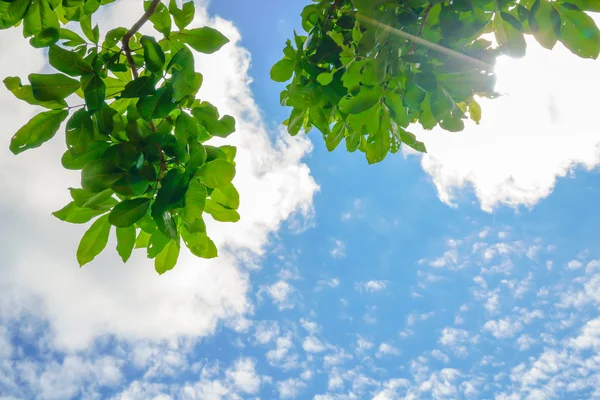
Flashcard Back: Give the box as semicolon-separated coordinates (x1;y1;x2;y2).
254;321;280;345
277;378;307;399
264;280;295;310
323;348;353;368
330;240;346;259
516;334;536;351
567;260;583;270
355;336;374;354
429;249;459;268
417;38;600;211
570;318;600;351
431;349;450;363
300;319;320;335
327;370;344;391
225;358;261;394
482;318;522;339
266;333;298;370
439;328;470;347
375;343;400;358
302;336;326;353
315;278;340;291
0;1;317;351
355;280;388;293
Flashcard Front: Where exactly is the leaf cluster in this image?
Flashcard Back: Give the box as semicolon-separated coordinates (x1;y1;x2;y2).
272;0;600;164
1;0;238;273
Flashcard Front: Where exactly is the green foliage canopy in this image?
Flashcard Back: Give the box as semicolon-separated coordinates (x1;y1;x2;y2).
1;0;598;273
272;0;600;164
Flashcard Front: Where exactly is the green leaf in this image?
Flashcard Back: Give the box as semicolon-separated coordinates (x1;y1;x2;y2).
135;230;152;248
3;77;67;109
182;229;217;259
567;0;600;12
155;238;180;274
48;44;93;76
211;183;239;210
66;108;94;154
529;0;561;50
152;169;188;215
112;173;149;196
77;214;111;266
141;35;165;73
147;229;170;258
62;141;110;170
23;0;59;48
204;199;240;222
10;109;68;154
0;0;30;29
326;121;346;151
153;210;177;239
399;127;427;153
30;73;79;101
184;177;206;223
338;87;383;114
52;201;111;224
59;28;87;46
137;86;178;121
82;74;106;112
494;13;527;58
384;91;410;128
109;198;151;227
174;27;229;54
81;159;124;193
121;76;156;98
169;0;194;30
469;100;482;124
172;70;202;101
287;108;305;135
103;27;127;48
116;225;136;262
270;58;294;82
175;111;199;142
317;71;334;85
80;13;98;44
146;0;171;36
197;159;235;188
554;3;600;59
69;187;114;208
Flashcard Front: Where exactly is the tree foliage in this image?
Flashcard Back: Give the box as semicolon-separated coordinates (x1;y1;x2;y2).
1;0;599;273
1;0;238;273
273;0;600;164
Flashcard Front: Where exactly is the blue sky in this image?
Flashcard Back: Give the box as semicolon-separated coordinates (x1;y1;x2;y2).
1;1;600;399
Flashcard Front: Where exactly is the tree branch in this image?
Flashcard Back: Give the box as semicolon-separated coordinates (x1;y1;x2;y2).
356;13;493;70
122;0;162;80
409;4;432;54
122;0;160;133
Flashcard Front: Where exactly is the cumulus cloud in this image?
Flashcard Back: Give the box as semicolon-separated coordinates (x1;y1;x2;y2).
355;280;388;293
482;318;523;339
416;37;600;212
329;240;346;259
375;343;400;358
0;0;317;351
302;336;326;353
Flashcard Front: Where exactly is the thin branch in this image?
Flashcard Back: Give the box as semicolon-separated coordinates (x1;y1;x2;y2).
409;4;432;54
356;13;493;70
122;0;162;80
155;142;166;180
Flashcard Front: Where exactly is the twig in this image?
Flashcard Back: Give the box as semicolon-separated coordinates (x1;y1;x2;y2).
356;13;493;69
155;142;166;180
122;0;162;79
122;0;160;134
409;4;432;54
323;0;342;32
